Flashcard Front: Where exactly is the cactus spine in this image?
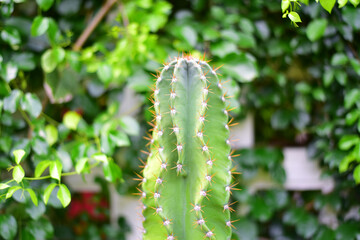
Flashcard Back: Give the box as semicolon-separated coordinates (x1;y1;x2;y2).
141;55;236;240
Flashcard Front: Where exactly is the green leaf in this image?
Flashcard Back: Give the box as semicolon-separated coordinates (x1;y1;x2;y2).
20;93;42;118
1;27;21;47
41;47;65;73
306;19;327;42
353;165;360;183
331;53;348;66
57;184;71;208
49;160;62;181
313;88;326;101
3;89;22;113
180;25;198;47
1;62;18;83
36;0;54;11
0;214;17;240
338;0;348;7
282;0;290;12
13;149;25;164
75;157;88;173
63;111;81;130
45;125;58;146
96;63;113;84
44;66;80;104
109;130;130;147
0;184;10;190
34;160;51;177
350;58;360;76
346;110;360;125
339;135;360;150
102;160;122;183
13;165;25;183
6;186;22;199
31;16;49;36
26;188;38;206
320;0;336;13
288;12;302;23
11;52;36;71
92;153;107;162
314;227;335;240
344;89;360;109
296;215;319;238
25;201;46;220
271;109;292;129
323;69;334;87
43;183;57;205
349;0;359;6
119;116;140;136
339;154;355;172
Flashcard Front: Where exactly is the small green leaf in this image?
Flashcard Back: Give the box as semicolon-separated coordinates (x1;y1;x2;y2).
92;153;107;162
282;0;290;12
31;16;49;36
331;53;348;66
350;58;360;76
1;27;21;47
102;160;122;183
36;0;54;11
306;19;327;42
288;12;302;23
353;165;360;183
338;0;348;7
75;157;88;173
13;149;25;164
0;184;10;190
6;186;22;199
1;62;18;83
49;160;62;181
339;154;355;172
345;89;360;109
0;214;17;240
63;111;81;130
20;93;42;118
349;0;359;6
97;63;113;84
35;160;51;177
109;131;130;147
41;47;65;73
320;0;336;13
45;125;58;146
339;135;360;150
119;116;140;136
57;184;71;208
3;89;22;113
313;88;326;101
346;110;360;125
13;165;25;183
26;188;38;206
43;183;57;205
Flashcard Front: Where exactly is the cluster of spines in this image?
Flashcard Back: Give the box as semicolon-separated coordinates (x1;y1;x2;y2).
136;54;240;240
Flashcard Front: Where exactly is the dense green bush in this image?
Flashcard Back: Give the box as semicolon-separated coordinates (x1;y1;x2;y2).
1;0;360;239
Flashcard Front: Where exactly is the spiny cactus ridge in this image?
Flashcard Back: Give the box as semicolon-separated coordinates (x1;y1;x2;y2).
138;54;239;240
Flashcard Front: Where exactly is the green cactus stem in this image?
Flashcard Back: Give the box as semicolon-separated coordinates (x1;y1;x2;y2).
140;55;238;240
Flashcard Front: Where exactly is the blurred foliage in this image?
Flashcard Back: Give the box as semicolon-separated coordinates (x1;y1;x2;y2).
1;0;360;239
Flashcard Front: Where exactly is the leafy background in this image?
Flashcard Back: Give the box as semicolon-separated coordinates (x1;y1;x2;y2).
1;0;360;239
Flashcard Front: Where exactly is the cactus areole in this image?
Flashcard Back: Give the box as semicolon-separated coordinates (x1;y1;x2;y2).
140;55;237;240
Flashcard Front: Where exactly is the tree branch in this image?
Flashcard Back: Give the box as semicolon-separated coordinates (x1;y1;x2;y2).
73;0;117;51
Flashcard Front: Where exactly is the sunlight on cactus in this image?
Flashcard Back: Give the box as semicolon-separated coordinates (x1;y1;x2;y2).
137;54;239;240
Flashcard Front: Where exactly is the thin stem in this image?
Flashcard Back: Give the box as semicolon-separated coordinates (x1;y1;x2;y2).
19;108;34;131
23;163;99;181
73;0;117;51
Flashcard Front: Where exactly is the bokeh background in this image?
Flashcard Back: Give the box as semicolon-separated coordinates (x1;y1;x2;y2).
1;0;360;239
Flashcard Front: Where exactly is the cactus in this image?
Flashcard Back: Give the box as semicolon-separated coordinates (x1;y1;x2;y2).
140;55;237;240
